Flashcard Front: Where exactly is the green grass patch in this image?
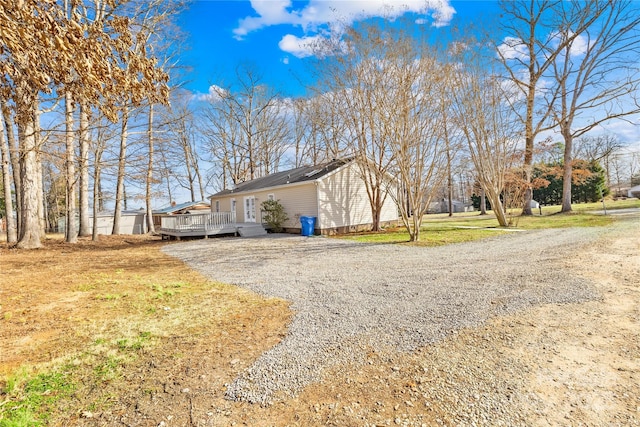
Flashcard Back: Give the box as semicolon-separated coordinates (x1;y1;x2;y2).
575;198;640;211
0;369;76;427
93;355;123;382
342;226;508;246
340;198;639;245
512;212;614;229
116;331;153;352
150;282;187;299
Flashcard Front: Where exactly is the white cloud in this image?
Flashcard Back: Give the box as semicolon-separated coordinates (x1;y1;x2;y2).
279;34;322;58
597;116;640;148
497;37;529;61
546;30;593;59
497;31;592;65
569;33;590;56
234;0;456;44
234;0;302;39
193;84;229;102
279;32;348;58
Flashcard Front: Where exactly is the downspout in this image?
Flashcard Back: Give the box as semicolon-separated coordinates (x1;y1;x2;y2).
315;181;320;235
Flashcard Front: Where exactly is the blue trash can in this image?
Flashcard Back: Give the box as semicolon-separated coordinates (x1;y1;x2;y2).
300;216;316;236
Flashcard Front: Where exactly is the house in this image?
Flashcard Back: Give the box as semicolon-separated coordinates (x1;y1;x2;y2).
209;158;399;235
628;185;640;199
152;201;210;229
428;199;475;214
56;210;147;235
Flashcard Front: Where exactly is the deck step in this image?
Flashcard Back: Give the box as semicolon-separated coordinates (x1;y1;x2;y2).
237;224;268;238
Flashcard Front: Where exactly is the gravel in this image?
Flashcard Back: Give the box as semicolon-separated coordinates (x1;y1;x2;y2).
162;226;603;405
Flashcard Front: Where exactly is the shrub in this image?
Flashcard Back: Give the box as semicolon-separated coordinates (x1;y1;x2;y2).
260;200;289;232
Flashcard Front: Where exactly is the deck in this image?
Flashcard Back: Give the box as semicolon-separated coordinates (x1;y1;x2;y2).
159;212;266;239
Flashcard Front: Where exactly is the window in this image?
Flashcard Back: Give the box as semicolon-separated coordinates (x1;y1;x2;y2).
215;200;220;212
267;193;275;201
230;198;236;218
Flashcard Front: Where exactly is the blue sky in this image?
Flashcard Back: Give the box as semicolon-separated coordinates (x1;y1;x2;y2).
176;0;640;152
177;0;498;98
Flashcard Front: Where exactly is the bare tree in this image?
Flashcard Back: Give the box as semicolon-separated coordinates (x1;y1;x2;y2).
547;0;640;212
0;0;169;247
451;51;522;227
202;66;289;188
314;23;398;232
496;0;602;215
289;98;312;168
372;29;451;241
201;88;246;189
314;93;351;162
159;94;206;201
574;134;625;186
110;0;172;235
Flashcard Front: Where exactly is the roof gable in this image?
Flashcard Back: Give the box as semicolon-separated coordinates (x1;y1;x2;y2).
211;158;354;197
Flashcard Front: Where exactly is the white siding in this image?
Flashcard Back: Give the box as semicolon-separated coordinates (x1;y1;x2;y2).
210;182;318;228
317;163;369;229
317;162;398;230
253;184;317;228
379;190;399;222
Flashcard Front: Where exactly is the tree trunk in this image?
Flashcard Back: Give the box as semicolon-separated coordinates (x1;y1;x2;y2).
488;192;508;227
371;182;384;232
2;101;22;235
409;211;421;242
112;109;128;235
65;92;78;243
522;135;534;216
480;186;487;215
16;118;43;249
447;155;453;217
33;106;46;236
561;131;573;213
36;143;45;235
160;151;173;204
145;104;155;234
0;113;17;243
194;156;205;201
78;103;90;236
92;140;105;241
443;101;453;218
42;170;48;231
180;131;196;202
98;177;104;212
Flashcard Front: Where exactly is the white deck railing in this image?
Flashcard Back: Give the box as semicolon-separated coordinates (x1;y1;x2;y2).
160;212;235;232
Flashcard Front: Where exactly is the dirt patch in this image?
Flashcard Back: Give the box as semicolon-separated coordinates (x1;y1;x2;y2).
1;220;639;426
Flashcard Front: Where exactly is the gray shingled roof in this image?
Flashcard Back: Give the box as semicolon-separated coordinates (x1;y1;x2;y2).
153;201;210;214
211;158;353;197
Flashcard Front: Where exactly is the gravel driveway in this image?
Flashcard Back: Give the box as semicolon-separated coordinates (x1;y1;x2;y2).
163;227;602;404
